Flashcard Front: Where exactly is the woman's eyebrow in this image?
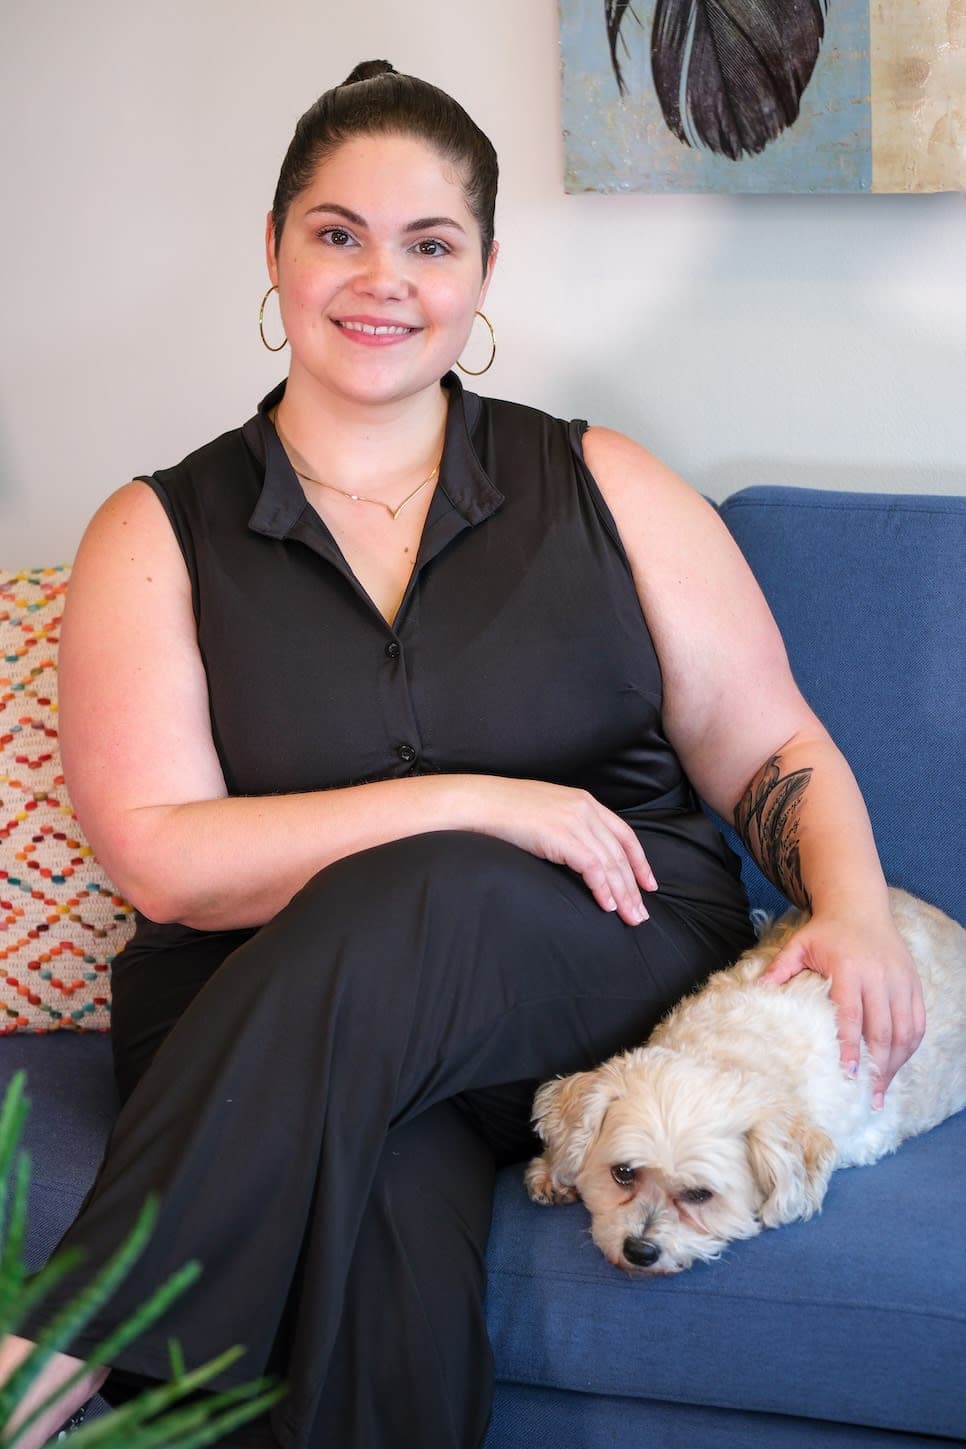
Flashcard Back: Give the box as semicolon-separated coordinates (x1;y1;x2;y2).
304;202;367;225
302;203;465;235
404;216;466;234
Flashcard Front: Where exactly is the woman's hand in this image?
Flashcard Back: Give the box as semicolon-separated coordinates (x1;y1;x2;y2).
762;910;926;1107
467;777;657;925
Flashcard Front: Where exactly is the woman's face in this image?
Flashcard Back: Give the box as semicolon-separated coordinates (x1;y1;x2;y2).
266;132;496;408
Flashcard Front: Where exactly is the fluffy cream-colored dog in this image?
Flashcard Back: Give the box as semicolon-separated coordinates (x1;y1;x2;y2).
526;888;966;1274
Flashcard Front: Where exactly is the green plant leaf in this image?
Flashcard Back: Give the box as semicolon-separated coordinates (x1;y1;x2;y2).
0;1247;86;1346
168;1339;186;1382
0;1075;29;1249
0;1153;30;1331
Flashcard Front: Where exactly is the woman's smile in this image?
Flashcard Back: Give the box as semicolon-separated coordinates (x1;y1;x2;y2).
333;315;422;344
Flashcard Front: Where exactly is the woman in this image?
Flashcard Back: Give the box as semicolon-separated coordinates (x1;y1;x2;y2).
0;61;923;1449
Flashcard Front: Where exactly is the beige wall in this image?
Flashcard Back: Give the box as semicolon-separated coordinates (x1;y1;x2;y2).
2;0;964;563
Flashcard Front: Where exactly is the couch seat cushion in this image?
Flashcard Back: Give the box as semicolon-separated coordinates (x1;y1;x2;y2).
4;1029;965;1441
0;1033;117;1264
486;1111;966;1440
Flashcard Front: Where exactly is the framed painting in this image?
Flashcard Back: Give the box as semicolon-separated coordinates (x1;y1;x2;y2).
560;1;965;193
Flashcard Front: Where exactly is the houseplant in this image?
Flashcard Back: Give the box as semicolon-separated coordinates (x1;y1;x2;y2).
0;1071;285;1447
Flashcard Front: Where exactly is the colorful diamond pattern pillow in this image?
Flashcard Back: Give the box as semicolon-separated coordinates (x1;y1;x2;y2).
0;566;134;1031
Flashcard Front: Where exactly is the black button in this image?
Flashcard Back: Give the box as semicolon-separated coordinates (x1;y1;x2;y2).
385;641;401;659
397;744;417;764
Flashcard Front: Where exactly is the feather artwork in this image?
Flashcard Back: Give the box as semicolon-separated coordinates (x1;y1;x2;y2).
568;2;959;192
607;0;830;161
605;0;642;97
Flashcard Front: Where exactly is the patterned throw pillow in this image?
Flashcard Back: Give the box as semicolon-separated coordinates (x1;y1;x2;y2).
0;566;134;1032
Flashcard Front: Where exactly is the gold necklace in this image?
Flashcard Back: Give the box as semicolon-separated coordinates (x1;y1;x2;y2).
275;414;441;523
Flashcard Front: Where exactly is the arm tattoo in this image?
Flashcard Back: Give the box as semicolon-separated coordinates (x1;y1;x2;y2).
733;754;813;909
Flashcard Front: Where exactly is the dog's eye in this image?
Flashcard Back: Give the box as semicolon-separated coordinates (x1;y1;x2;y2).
611;1164;635;1187
679;1188;713;1205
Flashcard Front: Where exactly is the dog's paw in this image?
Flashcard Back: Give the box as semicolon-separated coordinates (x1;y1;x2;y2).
524;1156;580;1206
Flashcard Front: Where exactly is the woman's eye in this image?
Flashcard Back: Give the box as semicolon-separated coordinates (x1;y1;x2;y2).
679;1188;713;1205
611;1164;635;1187
412;238;449;257
319;227;356;247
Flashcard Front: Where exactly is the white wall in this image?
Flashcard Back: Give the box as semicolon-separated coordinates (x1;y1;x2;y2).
2;0;964;564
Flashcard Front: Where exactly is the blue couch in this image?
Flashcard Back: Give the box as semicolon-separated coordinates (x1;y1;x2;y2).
3;487;964;1446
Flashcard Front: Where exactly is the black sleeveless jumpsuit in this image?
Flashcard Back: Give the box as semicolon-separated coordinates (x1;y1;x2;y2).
44;375;754;1447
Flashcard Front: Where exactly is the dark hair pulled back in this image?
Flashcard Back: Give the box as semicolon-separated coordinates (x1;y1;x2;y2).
271;61;498;274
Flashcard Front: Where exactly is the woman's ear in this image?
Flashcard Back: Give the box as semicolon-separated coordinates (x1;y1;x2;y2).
265;212;280;288
478;240;499;308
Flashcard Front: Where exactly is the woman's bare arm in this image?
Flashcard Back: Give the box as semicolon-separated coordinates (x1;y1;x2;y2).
584;427;924;1095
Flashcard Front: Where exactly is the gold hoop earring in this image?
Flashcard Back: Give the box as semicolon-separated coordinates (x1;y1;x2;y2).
455;311;495;376
258;285;288;352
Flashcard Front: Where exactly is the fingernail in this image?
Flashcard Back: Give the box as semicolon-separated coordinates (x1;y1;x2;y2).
872;1091;884;1112
845;1061;859;1081
604;895;617;912
634;903;648;924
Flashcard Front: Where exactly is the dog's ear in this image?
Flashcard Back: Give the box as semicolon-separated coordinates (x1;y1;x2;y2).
745;1111;836;1227
531;1064;623;1188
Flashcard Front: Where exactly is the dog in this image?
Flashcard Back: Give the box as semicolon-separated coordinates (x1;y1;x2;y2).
526;888;966;1275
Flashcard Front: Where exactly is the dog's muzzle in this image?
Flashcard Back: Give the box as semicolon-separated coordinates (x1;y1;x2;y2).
622;1235;661;1268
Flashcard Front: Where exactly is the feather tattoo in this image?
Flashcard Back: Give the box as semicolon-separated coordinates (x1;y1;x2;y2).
606;0;830;160
734;754;813;909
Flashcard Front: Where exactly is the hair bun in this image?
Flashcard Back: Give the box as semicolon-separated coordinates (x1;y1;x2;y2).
342;60;397;85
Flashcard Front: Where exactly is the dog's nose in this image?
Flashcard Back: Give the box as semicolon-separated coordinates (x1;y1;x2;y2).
623;1236;661;1268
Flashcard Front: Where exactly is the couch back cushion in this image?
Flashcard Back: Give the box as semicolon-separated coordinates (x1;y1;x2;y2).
718;487;965;925
0;566;133;1032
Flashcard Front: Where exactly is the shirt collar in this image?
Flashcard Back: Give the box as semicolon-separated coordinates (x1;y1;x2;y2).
244;372;504;541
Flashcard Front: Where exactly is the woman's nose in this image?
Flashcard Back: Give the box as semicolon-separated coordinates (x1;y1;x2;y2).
352;247;411;300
